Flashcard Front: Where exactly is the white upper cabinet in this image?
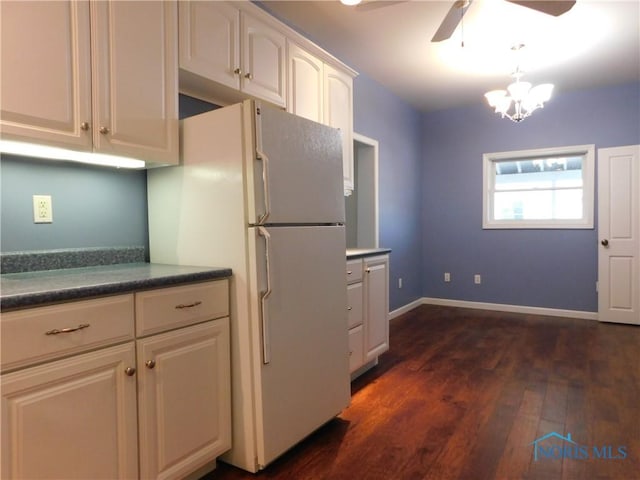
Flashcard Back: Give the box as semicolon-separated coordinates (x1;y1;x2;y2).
288;42;324;123
0;0;178;166
179;1;285;108
0;1;92;151
241;12;286;107
178;1;240;90
177;0;356;193
91;1;178;164
324;65;355;194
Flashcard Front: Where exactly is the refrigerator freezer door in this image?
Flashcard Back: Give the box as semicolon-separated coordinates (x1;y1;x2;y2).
251;225;350;467
250;102;345;225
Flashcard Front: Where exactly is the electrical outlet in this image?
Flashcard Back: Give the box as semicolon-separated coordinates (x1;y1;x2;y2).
398;278;403;289
444;272;451;282
33;195;53;223
474;274;481;285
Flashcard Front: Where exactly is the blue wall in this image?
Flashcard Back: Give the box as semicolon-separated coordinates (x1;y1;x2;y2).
0;155;148;253
421;82;640;312
353;74;424;311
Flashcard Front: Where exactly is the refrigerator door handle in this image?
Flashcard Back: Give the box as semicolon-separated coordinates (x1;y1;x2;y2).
258;226;272;364
256;149;271;225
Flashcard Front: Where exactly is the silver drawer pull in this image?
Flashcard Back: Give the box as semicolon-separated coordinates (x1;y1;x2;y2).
347;270;353;275
175;301;202;309
347;306;353;311
45;323;90;335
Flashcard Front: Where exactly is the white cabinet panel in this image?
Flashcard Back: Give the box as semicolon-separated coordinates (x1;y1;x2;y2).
178;1;240;90
241;12;286;107
137;319;231;480
1;343;138;480
288;42;323;123
324;64;354;194
0;0;92;150
364;256;389;362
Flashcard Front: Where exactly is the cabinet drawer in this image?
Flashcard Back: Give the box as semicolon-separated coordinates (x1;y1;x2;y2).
346;259;363;284
348;325;364;374
135;280;229;337
1;294;134;372
347;282;363;329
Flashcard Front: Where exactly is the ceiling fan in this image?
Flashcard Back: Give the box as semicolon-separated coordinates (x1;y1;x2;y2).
431;0;576;42
342;0;576;42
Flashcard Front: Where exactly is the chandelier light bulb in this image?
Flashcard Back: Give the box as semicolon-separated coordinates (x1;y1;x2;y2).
484;45;554;123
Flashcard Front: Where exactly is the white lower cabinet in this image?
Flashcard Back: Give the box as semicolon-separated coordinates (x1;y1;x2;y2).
137;320;231;480
346;255;389;376
0;279;231;480
1;343;139;480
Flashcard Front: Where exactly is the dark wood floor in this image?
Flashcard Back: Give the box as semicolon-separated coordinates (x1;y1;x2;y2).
205;305;640;480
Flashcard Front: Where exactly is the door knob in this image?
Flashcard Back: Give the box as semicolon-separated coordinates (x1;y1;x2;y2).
601;239;609;246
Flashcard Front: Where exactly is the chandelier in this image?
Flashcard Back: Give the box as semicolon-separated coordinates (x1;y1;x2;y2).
484;45;554;123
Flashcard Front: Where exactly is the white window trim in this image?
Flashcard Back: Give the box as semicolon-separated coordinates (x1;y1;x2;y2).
483;144;595;229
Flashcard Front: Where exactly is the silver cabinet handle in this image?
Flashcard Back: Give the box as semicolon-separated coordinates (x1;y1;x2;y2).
80;122;90;131
347;306;353;311
245;72;253;80
258;226;272;364
145;360;156;369
175;301;202;309
45;323;90;335
233;67;241;75
99;126;110;134
125;367;136;376
256;149;271;225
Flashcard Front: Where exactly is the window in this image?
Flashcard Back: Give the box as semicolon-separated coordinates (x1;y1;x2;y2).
483;145;595;229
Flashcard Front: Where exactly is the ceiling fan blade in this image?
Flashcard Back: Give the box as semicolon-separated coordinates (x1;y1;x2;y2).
355;1;407;12
506;0;576;16
431;0;473;42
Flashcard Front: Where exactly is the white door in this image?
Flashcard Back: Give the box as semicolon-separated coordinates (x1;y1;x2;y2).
288;42;324;123
324;64;354;193
178;1;240;90
252;225;350;468
0;0;92;151
598;145;640;324
251;103;345;225
91;0;178;164
241;12;286;107
136;320;231;480
1;344;138;480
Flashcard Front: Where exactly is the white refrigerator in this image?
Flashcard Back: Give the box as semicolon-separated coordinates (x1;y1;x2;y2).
147;100;351;472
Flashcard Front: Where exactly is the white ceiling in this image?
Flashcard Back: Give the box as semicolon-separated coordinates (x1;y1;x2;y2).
260;0;640;112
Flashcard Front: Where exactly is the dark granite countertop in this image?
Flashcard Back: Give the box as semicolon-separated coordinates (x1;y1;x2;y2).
1;263;232;311
346;248;392;260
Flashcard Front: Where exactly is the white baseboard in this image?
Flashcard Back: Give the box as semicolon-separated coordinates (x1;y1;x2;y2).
388;297;598;321
388;298;424;320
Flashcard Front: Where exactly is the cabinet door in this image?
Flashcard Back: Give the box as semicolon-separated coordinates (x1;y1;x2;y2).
241;12;286;107
0;0;92;151
92;0;178;165
347;281;364;329
348;325;365;374
137;319;231;480
324;64;354;194
1;343;138;480
178;1;240;90
288;42;323;123
364;256;389;362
